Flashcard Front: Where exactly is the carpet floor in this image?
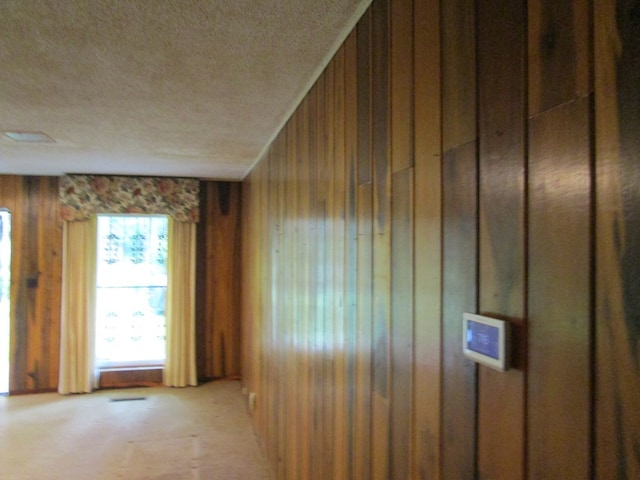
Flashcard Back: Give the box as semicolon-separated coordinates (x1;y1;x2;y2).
0;380;272;479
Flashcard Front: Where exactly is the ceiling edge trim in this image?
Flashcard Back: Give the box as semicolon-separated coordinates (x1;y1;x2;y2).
241;0;374;180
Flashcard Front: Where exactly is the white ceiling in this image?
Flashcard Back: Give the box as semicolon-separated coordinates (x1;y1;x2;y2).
0;0;369;180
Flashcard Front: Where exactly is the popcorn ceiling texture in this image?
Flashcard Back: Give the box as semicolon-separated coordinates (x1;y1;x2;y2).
0;0;369;180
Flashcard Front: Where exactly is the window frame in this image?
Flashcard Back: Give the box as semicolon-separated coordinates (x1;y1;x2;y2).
94;213;169;370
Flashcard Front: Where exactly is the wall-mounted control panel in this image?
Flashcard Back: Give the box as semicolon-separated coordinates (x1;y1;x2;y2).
462;313;509;371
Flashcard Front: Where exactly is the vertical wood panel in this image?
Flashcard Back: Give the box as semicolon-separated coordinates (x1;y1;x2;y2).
332;45;348;480
267;144;280;472
389;2;414;476
412;0;442;476
477;1;527;479
441;1;478;478
594;0;640;477
442;0;477;151
390;0;414;173
343;30;358;480
355;181;373;480
283;113;298;480
196;181;242;380
389;1;414;476
390;167;414;479
322;62;336;480
528;97;591;479
299;95;312;480
357;8;372;186
528;0;590;115
0;176;62;394
370;0;391;478
33;177;61;390
442;141;478;480
354;12;374;478
527;3;592;477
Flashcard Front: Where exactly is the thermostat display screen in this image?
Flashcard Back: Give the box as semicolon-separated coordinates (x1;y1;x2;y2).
462;313;509;370
466;320;500;360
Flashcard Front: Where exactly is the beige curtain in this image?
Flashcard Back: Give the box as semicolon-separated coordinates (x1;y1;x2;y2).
58;217;98;394
163;218;198;387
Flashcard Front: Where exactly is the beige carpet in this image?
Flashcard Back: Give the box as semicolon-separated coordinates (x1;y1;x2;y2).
0;380;271;479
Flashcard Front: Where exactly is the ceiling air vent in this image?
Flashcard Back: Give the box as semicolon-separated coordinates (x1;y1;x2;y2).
3;131;55;143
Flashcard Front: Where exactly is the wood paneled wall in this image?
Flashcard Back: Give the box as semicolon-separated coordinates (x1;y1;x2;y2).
0;175;62;394
241;0;640;478
196;181;242;379
0;176;241;393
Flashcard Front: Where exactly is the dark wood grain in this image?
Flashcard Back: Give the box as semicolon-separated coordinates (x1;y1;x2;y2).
528;0;590;115
196;181;242;380
442;0;477;151
1;176;62;394
477;1;527;479
357;8;372;186
528;97;592;479
390;0;413;173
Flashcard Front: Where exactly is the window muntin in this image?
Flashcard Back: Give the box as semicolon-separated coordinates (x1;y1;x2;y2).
95;215;168;368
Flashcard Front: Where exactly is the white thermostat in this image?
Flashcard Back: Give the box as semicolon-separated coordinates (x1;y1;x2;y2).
462;313;509;371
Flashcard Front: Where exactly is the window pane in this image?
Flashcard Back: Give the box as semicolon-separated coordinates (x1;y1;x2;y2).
95;215;168;368
0;210;10;393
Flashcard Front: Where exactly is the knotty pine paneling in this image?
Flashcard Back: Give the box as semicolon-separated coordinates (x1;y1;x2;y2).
0;175;62;394
196;181;242;380
240;0;636;478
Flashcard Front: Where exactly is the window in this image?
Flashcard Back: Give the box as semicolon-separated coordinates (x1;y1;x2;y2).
0;210;10;393
95;215;168;368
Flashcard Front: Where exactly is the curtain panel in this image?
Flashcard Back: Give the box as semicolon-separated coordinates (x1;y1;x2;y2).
58;175;200;393
164;218;198;387
58;217;98;394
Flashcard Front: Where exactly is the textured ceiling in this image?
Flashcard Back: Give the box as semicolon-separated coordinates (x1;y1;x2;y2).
0;0;369;180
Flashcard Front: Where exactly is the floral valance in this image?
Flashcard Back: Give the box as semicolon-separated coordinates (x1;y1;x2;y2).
60;175;200;223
